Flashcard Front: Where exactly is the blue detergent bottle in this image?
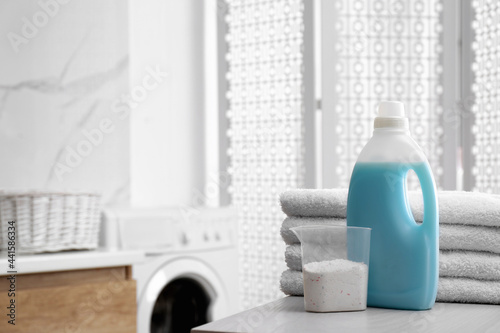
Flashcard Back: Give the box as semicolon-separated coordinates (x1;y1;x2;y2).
346;101;439;310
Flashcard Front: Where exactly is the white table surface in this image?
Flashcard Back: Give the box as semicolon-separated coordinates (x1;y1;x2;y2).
192;296;500;333
0;248;145;275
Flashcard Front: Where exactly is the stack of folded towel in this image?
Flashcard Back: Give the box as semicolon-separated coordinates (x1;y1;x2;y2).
279;189;500;305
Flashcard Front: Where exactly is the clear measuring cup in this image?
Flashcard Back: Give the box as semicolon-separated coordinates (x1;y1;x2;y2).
291;225;371;312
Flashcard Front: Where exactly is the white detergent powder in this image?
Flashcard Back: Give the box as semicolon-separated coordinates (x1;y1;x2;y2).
303;259;368;312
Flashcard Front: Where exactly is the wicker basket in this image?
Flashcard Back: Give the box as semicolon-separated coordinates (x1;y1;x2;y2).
0;191;102;253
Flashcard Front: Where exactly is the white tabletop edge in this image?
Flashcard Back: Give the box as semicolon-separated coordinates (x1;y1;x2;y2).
0;248;146;275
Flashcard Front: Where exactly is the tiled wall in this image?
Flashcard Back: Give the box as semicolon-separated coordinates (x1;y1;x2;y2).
0;1;129;206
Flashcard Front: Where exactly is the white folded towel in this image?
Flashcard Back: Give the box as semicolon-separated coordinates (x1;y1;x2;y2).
280;189;348;218
437;278;500;304
280;217;346;245
281;217;500;254
439;224;500;254
280;269;304;296
280;189;500;227
439;251;500;280
280;269;500;305
284;244;302;271
285;245;500;281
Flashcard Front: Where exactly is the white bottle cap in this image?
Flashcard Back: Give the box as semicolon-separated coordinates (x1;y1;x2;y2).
378;101;405;117
374;101;409;129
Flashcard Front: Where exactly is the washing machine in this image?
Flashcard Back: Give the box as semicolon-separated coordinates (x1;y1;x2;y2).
100;207;239;333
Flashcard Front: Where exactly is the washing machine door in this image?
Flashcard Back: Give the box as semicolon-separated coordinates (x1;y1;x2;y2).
137;257;230;333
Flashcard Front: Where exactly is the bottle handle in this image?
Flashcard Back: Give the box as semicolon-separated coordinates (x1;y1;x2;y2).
411;163;439;236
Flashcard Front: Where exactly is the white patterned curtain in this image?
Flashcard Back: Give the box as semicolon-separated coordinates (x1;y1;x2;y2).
329;0;444;189
224;0;306;308
471;0;500;194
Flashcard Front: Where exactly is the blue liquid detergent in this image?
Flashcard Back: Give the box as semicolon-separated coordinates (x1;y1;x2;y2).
347;161;438;310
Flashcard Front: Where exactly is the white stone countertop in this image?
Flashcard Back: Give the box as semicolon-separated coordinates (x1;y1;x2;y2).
0;248;145;275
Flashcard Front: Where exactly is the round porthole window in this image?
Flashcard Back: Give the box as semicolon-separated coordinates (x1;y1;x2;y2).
150;278;211;333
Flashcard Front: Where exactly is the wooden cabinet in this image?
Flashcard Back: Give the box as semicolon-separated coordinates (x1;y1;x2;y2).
0;266;137;333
